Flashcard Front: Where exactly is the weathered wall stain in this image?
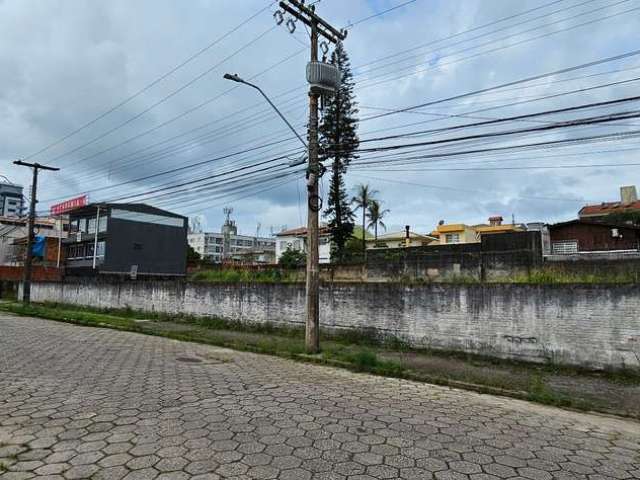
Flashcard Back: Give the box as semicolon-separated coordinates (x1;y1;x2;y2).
26;279;640;370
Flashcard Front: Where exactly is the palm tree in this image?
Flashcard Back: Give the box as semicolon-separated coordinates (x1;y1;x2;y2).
352;183;378;253
366;200;390;240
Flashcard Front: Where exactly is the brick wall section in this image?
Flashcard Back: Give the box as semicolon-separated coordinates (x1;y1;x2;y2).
27;279;640;370
0;266;63;282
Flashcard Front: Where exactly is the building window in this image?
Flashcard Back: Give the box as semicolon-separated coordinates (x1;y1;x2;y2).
445;233;460;244
87;217;96;234
552;240;578;255
98;216;108;232
86;243;95;258
68;244;86;259
96;241;106;257
79;218;87;233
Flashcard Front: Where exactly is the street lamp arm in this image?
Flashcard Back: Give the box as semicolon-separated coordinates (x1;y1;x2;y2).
223;74;307;148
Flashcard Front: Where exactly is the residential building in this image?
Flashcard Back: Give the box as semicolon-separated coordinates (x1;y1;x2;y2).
63;203;187;277
0;216;65;265
366;228;436;250
275;226;331;264
0;180;24;217
430;216;523;245
187;231;276;264
579;185;640;220
548;219;640;255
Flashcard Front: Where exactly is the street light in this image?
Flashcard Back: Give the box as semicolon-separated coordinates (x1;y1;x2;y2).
223;73;308;153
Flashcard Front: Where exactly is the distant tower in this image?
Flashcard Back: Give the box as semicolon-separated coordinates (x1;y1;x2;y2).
221;207;237;260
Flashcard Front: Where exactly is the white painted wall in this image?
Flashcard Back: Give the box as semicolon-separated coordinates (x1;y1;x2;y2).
26;280;640;370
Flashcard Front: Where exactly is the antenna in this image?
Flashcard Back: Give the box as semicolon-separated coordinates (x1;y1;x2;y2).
223;207;233;224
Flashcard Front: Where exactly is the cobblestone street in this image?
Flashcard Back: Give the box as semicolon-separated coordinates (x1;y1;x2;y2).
0;313;639;480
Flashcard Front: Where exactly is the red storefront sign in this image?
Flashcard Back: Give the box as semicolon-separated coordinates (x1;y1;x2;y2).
50;195;88;216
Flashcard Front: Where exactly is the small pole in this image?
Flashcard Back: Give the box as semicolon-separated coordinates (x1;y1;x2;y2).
13;160;59;303
56;219;61;268
92;206;100;269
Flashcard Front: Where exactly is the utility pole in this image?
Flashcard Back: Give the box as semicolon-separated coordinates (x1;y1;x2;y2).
279;0;346;353
13;160;60;303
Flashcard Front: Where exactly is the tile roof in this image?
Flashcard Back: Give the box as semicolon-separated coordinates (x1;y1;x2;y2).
579;200;640;217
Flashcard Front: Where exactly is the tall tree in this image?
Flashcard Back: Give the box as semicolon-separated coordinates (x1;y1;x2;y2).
366;200;390;240
352;183;378;253
320;42;359;262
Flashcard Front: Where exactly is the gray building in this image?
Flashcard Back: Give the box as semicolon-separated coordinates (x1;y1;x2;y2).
64;203;187;277
0;180;24;217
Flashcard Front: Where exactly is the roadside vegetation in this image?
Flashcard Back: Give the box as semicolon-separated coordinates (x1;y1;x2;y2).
187;265;640;284
1;300;638;419
189;268;301;283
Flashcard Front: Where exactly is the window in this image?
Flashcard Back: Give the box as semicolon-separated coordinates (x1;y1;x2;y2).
96;241;105;257
78;218;87;233
445;233;460;244
293;240;302;250
552;240;578;255
98;216;108;232
86;243;95;258
68;244;86;259
87;217;96;234
279;241;288;250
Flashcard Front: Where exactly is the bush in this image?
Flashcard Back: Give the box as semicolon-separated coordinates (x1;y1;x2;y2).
278;248;306;269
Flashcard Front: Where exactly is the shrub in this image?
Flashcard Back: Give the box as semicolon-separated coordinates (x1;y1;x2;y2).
278;248;306;269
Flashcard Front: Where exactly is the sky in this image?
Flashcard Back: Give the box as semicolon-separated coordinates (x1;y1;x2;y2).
1;0;639;236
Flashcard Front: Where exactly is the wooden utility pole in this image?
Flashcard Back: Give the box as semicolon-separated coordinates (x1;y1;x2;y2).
13;160;59;303
279;0;346;353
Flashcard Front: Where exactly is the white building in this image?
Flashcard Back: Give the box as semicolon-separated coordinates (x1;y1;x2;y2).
187;231;275;263
275;226;332;264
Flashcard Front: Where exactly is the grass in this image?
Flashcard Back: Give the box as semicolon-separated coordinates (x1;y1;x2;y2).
504;268;640;284
189;268;300;283
1;300;638;418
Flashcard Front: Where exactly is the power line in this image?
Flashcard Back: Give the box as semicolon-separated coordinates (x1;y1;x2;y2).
347;0;419;27
52;1;631;183
48;26;279;165
356;2;640;93
22;2;276;161
359;48;640;122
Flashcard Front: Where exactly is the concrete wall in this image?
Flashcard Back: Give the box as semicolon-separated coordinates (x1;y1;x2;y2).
27;279;640;370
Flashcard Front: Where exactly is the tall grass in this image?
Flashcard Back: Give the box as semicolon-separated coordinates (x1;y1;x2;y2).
189;268;300;283
508;268;640;284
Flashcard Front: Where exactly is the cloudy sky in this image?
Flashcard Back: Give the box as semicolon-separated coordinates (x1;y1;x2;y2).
1;0;639;236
